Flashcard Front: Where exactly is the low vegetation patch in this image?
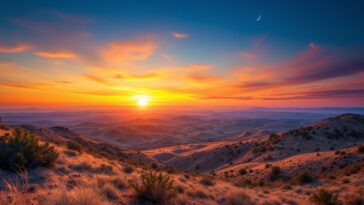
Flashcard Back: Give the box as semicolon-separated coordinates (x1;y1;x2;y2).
46;187;110;205
123;165;134;174
199;176;215;186
310;189;341;205
268;166;282;181
238;168;247;175
0;128;59;171
235;177;253;187
358;145;364;153
131;171;176;204
66;141;82;153
226;192;255;205
294;170;314;185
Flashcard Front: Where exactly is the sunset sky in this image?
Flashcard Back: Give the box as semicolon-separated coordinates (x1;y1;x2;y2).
1;0;364;108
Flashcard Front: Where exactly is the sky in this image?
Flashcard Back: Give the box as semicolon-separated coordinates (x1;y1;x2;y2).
0;0;364;108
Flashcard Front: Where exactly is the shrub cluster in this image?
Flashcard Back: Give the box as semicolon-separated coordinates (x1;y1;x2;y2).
268;166;281;181
310;189;341;205
294;170;314;185
66;141;82;153
0;128;59;171
131;171;176;204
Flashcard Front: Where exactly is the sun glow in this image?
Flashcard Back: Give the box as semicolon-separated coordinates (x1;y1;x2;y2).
135;95;150;107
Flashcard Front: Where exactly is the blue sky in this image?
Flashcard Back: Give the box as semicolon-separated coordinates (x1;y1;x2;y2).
0;0;364;107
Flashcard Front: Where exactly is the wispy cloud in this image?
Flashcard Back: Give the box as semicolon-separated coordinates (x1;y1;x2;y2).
239;52;255;60
260;88;364;100
185;64;212;71
35;50;77;59
113;72;163;81
102;40;156;64
239;45;364;91
81;74;109;85
171;32;189;39
0;42;32;53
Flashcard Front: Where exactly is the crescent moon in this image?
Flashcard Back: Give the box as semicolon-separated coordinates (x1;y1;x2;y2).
256;15;262;22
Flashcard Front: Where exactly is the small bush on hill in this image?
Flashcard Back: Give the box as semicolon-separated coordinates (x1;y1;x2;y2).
131;171;176;204
66;141;82;153
269;166;281;181
123;165;134;174
96;164;114;175
100;183;119;201
358;145;364;153
235;177;253;187
344;190;364;205
268;133;281;144
294;170;314;184
0;128;59;171
238;168;247;175
310;189;341;205
199;176;215;186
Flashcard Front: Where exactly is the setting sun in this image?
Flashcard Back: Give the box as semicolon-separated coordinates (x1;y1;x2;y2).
135;95;150;107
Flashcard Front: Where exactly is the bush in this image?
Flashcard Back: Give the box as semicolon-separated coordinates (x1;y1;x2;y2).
269;166;281;181
111;178;125;190
344;193;364;205
100;183;119;201
96;164;114;175
123;165;134;174
131;171;176;204
310;189;341;205
358;145;364;153
235;177;253;187
238;168;247;175
66;141;82;153
0;128;59;171
294;170;314;184
199;176;215;186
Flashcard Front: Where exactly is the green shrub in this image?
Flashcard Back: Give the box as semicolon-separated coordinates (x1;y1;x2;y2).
310;189;341;205
294;170;314;184
66;141;82;153
0;128;59;171
131;171;176;204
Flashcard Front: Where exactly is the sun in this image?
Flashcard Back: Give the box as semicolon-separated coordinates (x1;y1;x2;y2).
135;95;150;107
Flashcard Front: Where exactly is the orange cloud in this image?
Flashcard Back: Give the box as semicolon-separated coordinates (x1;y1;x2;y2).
171;32;189;39
0;43;31;53
185;73;219;83
102;40;156;64
35;50;77;59
81;74;109;84
185;64;212;71
113;72;163;81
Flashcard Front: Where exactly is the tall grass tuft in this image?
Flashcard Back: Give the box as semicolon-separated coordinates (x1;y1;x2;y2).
131;171;176;204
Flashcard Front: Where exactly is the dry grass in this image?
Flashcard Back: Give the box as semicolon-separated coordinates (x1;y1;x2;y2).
45;187;110;205
226;192;255;205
